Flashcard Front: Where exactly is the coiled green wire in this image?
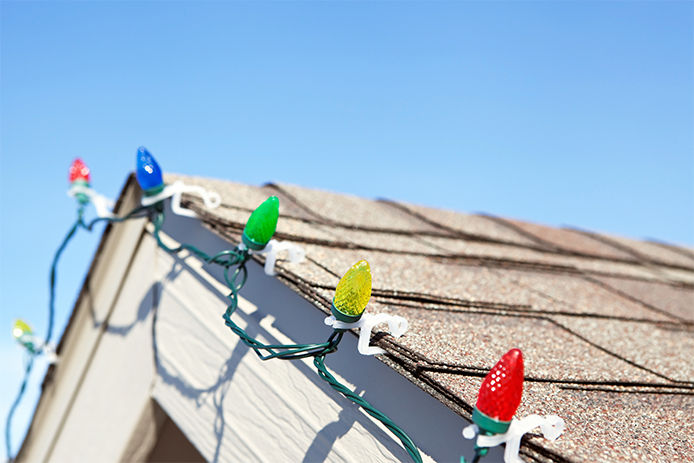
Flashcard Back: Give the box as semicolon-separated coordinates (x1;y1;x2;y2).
218;263;422;462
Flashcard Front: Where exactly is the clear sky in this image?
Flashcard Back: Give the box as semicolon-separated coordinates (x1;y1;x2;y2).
1;0;692;458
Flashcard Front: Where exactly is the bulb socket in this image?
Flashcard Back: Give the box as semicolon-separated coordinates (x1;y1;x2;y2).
71;179;91;205
20;338;38;355
472;407;512;435
331;301;363;323
242;232;268;251
143;184;165;196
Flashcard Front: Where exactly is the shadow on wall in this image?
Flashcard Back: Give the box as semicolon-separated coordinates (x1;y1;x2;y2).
84;260;185;336
301;398;360;463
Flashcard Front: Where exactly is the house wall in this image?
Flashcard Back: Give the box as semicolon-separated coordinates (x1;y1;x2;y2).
17;194;503;463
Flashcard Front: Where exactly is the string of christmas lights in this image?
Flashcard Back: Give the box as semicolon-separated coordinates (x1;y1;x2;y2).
6;148;564;463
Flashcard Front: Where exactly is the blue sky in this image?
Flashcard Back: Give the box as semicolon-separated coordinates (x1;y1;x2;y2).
1;1;692;458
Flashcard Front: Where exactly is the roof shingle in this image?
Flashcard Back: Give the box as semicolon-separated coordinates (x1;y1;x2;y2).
173;175;694;463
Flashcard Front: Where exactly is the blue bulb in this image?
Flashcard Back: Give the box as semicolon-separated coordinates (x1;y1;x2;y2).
135;146;164;192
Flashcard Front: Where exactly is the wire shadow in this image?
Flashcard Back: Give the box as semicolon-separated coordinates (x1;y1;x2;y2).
301;394;361;463
84;262;185;335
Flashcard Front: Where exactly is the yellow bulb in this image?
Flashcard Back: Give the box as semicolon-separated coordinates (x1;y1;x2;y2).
12;319;32;340
333;260;372;318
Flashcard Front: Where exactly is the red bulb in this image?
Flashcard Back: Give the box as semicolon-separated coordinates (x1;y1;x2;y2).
69;158;91;183
476;348;524;422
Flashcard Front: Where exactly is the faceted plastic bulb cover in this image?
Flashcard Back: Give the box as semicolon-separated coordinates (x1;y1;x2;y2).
332;260;372;322
69;158;91;184
12;319;33;340
135;146;164;193
242;196;279;250
476;348;524;423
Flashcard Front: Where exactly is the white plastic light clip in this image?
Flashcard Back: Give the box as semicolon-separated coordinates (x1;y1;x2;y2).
462;415;566;463
67;185;116;218
248;239;306;276
140;180;221;218
324;312;409;355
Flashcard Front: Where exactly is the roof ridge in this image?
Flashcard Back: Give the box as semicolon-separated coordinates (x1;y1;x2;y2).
648;240;694;260
582;274;692;323
370;297;690;327
569;226;694;272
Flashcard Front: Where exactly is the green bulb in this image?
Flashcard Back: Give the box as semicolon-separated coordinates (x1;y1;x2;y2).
242;196;279;250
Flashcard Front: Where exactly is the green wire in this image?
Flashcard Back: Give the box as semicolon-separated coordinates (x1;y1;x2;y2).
48;208;86;346
151;211;233;264
5;357;34;462
78;204;151;232
314;355;423;463
222;303;339;361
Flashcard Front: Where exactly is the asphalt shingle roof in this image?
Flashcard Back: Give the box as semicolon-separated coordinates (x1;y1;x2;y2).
168;174;694;463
